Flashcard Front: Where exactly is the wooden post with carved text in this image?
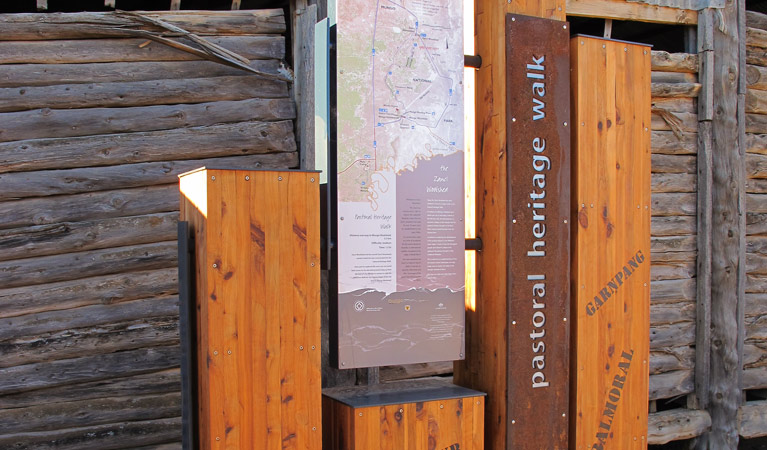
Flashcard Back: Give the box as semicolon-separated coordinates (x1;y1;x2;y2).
179;168;322;450
570;36;651;449
453;0;565;449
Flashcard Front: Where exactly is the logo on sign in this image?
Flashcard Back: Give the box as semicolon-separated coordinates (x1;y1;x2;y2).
354;301;365;312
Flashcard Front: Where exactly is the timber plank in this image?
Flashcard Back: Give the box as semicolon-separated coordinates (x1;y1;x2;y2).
0;241;177;289
651;278;696;303
749;212;767;234
647;409;711;445
651;321;696;348
0;392;180;435
566;0;697;25
571;36;651;449
0;98;295;143
0;153;298;200
0;369;180;409
651;110;698;132
0;75;288;113
651;302;695;326
652;97;696;113
0;296;178;341
649;370;694;401
651;130;697;155
0;316;179;368
651;50;699;73
740;401;767;438
652;72;697;84
652;235;697;253
0;120;296;173
652;192;697;216
0;268;177;319
749;10;767;32
651;82;701;98
748;153;767;178
743;342;767;368
0;60;283;88
651;173;696;192
650;346;695;374
0;417;181;450
0;184;179;230
747;65;767;91
650;260;695;280
0;213;177;262
748;113;767;133
748;88;767;115
0;36;285;65
0;10;286;40
651;154;697;173
0;345;180;395
651;216;696;236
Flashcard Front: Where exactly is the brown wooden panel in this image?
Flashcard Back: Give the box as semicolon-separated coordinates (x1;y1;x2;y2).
571;36;652;449
505;13;570;450
323;395;484;449
179;169;321;450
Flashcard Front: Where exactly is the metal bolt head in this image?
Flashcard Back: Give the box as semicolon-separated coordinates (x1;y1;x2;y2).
310;177;315;182
227;350;232;355
299;345;304;350
278;176;283;181
211;176;216;180
311;345;316;350
212;263;218;268
399;408;404;413
213;350;218;355
312;427;317;431
563;24;567;29
245;175;250;181
359;412;363;416
216;437;220;441
439;404;444;409
563;122;568;127
311;262;315;267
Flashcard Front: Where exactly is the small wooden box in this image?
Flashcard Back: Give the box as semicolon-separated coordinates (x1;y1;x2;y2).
322;379;485;449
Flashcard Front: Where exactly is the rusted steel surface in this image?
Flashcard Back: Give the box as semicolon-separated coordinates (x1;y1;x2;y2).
505;13;571;449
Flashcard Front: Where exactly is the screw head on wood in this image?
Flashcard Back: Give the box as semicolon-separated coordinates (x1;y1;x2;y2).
212;263;217;268
213;351;218;355
227;350;232;355
299;346;304;350
211;176;216;180
311;345;316;350
278;176;283;181
399;408;404;413
439;404;444;409
563;122;568;127
310;177;315;182
216;437;220;441
245;175;250;181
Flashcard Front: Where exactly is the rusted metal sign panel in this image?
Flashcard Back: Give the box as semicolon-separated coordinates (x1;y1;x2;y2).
571;35;651;449
505;14;570;449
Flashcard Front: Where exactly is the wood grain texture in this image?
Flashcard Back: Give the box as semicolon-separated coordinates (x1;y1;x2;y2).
739;400;767;438
647;408;711;444
566;0;696;24
571;36;651;449
180;169;321;449
453;3;563;450
323;396;485;449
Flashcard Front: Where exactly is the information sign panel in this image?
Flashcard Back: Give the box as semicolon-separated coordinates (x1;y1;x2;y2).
335;0;465;368
505;14;571;449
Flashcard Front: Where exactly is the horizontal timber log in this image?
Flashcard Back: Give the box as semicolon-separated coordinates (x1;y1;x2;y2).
749;10;767;32
652;192;696;216
651;302;695;326
0;10;286;40
747;236;767;255
750;27;767;50
0;268;177;319
0;392;180;435
651;260;696;281
647;409;711;445
649;370;694;401
748;212;767;234
651;72;697;84
748;46;767;67
652;216;696;236
651;251;696;263
651;278;696;303
0;417;181;450
652;111;698;132
0;345;180;395
0;316;179;368
748;133;767;154
652;173;696;192
0;152;298;200
748;89;767;115
0;184;178;230
651;82;701;98
650;346;695;374
652;235;697;253
0;60;282;88
748;153;767;178
748;113;767;134
746;315;767;341
650;51;698;73
747;179;767;194
0;120;296;174
747;293;767;316
651;130;697;155
740;401;767;438
0;241;177;289
0;36;285;65
0;369;180;409
744;342;767;368
745;366;767;390
748;65;767;91
652;97;696;114
0;296;178;340
652;154;697;173
0;98;295;143
0;213;177;262
749;254;767;275
651;322;695;348
748;193;767;213
0;75;288;113
747;274;767;293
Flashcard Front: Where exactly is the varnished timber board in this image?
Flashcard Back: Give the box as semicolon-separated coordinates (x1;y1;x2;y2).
179;168;321;449
505;13;570;449
453;1;563;449
570;36;652;449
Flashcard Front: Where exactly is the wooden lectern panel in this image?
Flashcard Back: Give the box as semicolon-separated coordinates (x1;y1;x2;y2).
180;168;321;450
570;36;651;449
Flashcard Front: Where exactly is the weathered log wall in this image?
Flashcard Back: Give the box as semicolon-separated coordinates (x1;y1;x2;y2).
649;50;700;404
0;10;296;449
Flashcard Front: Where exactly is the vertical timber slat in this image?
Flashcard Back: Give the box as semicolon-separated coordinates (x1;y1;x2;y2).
179;169;322;450
571;36;651;449
454;0;564;448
